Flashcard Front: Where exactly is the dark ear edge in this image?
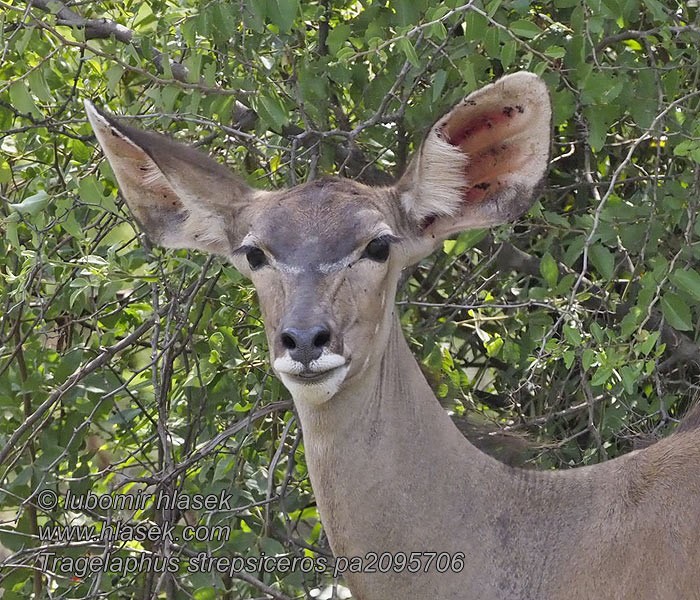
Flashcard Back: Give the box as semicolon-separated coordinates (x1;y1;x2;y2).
85;102;238;184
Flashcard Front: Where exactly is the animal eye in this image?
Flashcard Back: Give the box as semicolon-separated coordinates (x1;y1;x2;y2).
363;237;390;262
246;247;267;270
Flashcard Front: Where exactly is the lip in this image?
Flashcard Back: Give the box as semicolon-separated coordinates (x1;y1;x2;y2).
286;366;342;385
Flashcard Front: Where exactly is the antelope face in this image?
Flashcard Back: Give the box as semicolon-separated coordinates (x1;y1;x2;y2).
84;71;551;407
231;178;409;405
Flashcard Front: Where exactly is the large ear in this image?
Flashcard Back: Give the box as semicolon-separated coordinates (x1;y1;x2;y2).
397;72;551;243
84;101;258;255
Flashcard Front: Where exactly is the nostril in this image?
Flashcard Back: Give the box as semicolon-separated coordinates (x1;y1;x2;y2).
313;328;331;348
281;326;331;362
281;332;297;350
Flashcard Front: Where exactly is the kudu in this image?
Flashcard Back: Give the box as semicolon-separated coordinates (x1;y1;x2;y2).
85;73;700;600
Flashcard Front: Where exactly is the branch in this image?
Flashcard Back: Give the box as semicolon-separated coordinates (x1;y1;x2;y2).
24;0;250;100
170;543;294;600
29;0;133;43
476;235;700;371
21;0;396;185
0;312;163;468
165;401;292;481
595;25;700;52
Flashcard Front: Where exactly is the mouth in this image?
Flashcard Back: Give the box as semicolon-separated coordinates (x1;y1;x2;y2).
286;365;344;385
273;354;350;398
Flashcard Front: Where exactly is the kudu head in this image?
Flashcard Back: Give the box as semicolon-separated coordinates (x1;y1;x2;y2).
85;72;551;406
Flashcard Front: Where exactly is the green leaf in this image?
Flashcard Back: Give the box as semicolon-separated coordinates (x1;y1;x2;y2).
485;27;500;57
563;325;583;346
563;235;585;267
460;59;477;93
454;229;487;254
601;0;622;16
485;336;503;357
544;45;566;59
71;138;91;163
620;365;637;394
590;322;605;344
273;0;298;33
540;252;559;287
9;82;42;119
670;268;700;303
336;46;355;62
643;0;668;21
78;176;104;206
638;330;660;356
500;41;517;69
486;0;503;16
509;20;542;39
620;306;642;339
398;37;420;68
589;244;615;279
242;0;266;33
27;68;52;103
583;104;618;151
327;23;351;56
432;70;447;104
184;53;201;84
9;190;49;215
673;140;695;157
563;350;576;369
16;26;35;54
393;0;420;26
105;65;125;93
134;1;156;29
0;161;11;184
661;292;693;331
464;11;488;41
590;366;612;386
556;273;577;295
257;94;289;130
193;588;217;600
213;455;236;481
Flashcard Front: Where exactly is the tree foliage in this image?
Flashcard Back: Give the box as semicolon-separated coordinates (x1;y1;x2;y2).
1;0;699;598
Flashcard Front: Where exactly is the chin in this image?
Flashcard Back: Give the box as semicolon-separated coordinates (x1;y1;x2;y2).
277;366;349;406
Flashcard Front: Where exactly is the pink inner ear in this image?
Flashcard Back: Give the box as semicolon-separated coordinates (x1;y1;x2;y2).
445;112;507;147
442;103;530;206
462;186;489;206
445;104;527;150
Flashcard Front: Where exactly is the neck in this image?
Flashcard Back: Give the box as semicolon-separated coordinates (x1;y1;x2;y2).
294;315;514;593
289;315;688;600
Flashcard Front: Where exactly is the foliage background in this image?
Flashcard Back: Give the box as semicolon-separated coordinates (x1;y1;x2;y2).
1;0;699;598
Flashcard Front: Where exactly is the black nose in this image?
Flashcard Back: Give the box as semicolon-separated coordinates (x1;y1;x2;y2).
280;325;331;365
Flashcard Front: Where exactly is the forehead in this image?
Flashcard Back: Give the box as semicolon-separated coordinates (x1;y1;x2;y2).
252;178;387;265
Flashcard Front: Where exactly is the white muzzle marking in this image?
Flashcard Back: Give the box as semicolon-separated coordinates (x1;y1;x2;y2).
273;351;348;405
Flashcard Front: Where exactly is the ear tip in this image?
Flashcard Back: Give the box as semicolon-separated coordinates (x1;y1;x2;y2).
83;98;106;126
500;71;548;92
498;71;552;116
